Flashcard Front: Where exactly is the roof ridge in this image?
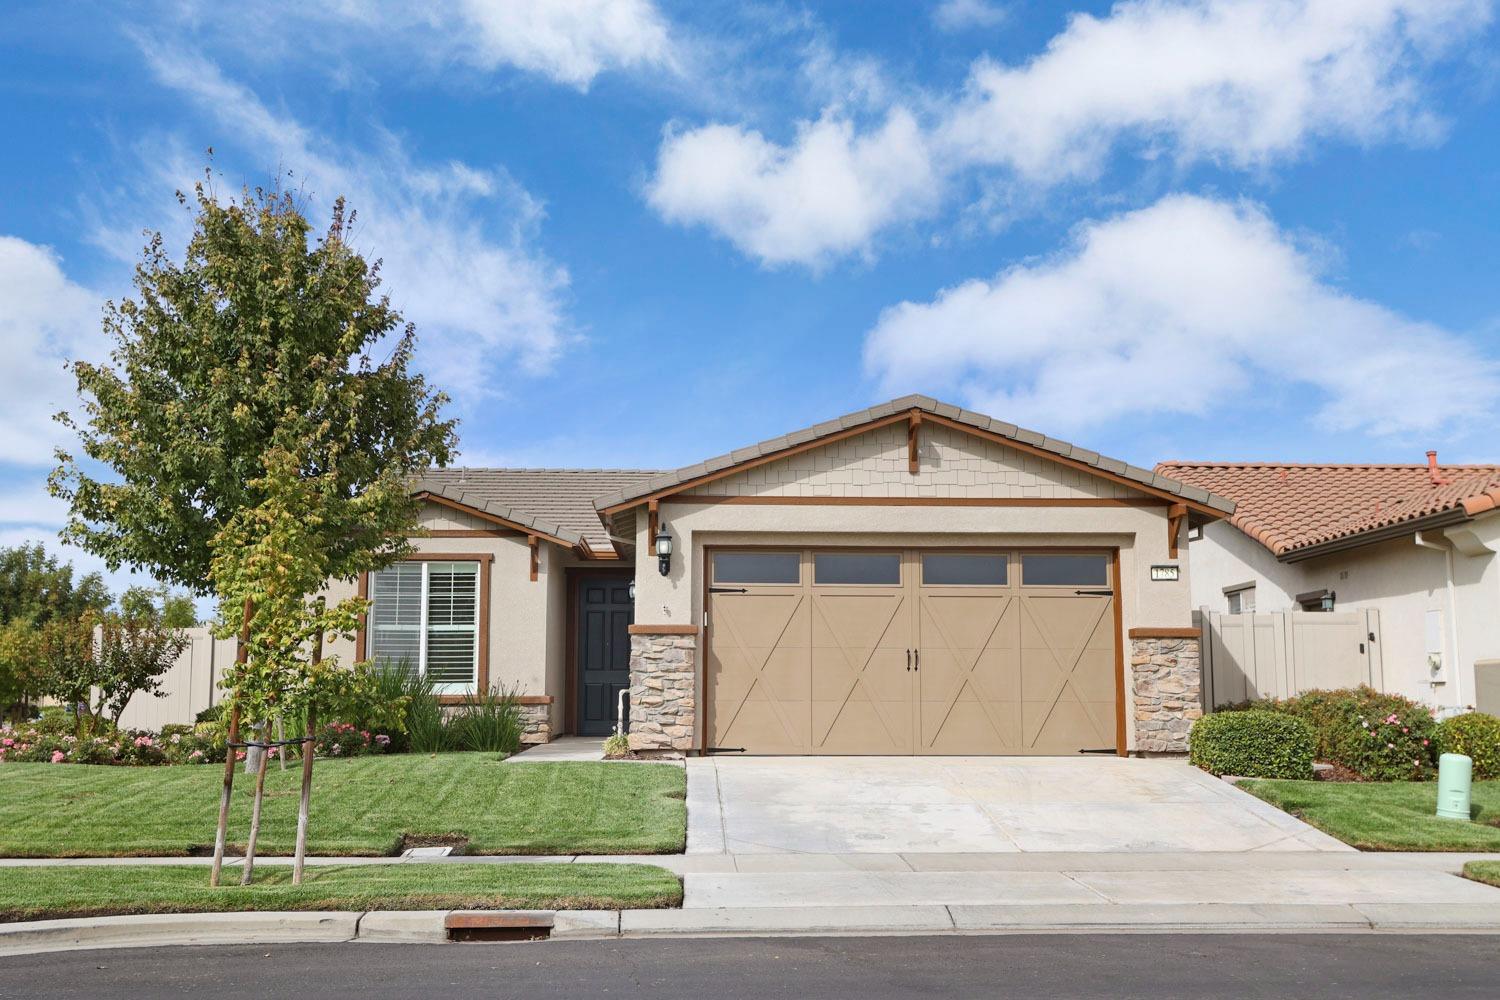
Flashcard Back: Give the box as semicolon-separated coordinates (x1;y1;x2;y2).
1158;461;1500;470
428;466;667;474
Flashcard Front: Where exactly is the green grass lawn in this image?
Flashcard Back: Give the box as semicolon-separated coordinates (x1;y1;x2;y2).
0;862;682;923
1464;861;1500;889
0;755;685;858
1244;779;1500;851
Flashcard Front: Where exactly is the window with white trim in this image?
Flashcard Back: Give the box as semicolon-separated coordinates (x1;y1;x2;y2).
368;561;479;692
1226;585;1255;614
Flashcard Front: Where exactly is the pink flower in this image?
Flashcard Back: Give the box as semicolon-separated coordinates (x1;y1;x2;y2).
1385;713;1399;725
189;750;204;760
234;750;246;761
1;738;12;747
50;750;65;764
1423;739;1430;746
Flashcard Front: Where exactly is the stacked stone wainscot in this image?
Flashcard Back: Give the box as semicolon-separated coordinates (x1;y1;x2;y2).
627;627;697;754
516;701;552;745
1130;630;1203;754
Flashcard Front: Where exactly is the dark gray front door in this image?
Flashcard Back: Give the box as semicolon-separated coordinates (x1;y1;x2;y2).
576;576;634;736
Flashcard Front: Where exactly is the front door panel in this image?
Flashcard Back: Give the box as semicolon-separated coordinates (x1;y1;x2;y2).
576;577;634;736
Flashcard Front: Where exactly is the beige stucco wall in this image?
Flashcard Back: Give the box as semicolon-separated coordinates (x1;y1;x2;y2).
1188;514;1500;713
632;431;1197;752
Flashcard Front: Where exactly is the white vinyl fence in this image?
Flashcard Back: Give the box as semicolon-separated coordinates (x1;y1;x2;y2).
113;627;235;731
1199;609;1384;710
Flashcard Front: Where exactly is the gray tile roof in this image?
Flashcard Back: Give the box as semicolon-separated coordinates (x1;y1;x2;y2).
414;469;663;550
590;394;1236;514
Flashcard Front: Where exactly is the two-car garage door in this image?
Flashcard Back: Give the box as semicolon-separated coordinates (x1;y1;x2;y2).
705;549;1119;755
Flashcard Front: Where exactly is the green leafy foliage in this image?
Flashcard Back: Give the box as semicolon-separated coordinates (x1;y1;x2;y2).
1436;712;1500;780
1189;710;1315;779
119;586;198;628
0;544;112;716
51;179;457;594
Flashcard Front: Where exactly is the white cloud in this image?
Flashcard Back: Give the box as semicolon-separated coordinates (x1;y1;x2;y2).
863;194;1500;437
647;0;1492;267
132;41;571;400
165;0;678;91
444;0;676;88
646;110;939;267
933;0;1010;32
0;237;99;466
942;0;1489;180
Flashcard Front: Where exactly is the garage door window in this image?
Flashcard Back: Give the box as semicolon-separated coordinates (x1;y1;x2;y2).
714;551;800;585
814;552;901;586
1020;553;1109;587
922;553;1008;586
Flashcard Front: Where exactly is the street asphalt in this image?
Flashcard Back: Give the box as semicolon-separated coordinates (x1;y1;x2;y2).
3;934;1498;999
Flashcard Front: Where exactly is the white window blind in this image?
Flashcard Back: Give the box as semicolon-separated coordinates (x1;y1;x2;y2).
368;561;479;691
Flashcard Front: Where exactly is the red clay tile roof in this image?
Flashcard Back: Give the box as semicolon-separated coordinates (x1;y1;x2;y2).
1156;462;1500;557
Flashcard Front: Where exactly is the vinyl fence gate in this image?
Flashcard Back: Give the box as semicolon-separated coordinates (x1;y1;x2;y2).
1198;609;1384;710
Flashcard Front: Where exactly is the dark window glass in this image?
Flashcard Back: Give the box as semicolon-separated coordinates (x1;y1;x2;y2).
923;553;1008;586
814;552;901;586
714;551;800;585
1021;553;1109;587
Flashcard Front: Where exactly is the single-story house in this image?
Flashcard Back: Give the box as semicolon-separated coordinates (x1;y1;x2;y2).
321;396;1238;755
1159;456;1500;715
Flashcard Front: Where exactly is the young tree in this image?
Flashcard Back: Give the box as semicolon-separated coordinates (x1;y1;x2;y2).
31;608;189;733
51;174;455;884
120;585;198;628
0;544;111;719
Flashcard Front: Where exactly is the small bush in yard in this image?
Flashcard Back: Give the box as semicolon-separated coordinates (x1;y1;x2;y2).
602;733;630;759
1241;686;1438;780
1437;713;1500;779
1189;710;1315;779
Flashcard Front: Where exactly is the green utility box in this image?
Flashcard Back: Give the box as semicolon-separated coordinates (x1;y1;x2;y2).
1436;753;1473;821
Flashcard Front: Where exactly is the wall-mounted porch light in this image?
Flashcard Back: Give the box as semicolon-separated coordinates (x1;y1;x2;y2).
1320;590;1337;612
654;522;674;577
628;579;636;601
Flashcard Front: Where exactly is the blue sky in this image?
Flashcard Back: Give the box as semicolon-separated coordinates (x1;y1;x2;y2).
2;0;1499;594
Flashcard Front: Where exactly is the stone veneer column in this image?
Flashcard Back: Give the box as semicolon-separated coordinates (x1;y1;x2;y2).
1130;633;1203;754
517;702;552;745
626;628;697;754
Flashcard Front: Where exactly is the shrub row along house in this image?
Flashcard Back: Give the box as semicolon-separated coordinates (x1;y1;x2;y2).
318;396;1236;756
1162;457;1500;716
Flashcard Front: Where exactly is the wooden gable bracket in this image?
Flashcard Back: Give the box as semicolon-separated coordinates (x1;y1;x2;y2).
907;410;922;475
1167;503;1188;559
528;535;540;582
647;499;659;548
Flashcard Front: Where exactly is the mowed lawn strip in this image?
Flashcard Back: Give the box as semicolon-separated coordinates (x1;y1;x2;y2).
1244;779;1500;851
1463;861;1500;889
0;863;682;923
0;756;685;858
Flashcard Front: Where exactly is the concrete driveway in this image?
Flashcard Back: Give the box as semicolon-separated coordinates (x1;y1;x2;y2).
686;755;1348;855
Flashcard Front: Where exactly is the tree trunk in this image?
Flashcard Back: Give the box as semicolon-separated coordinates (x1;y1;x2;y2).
240;720;271;885
292;704;316;885
276;716;287;771
293;617;324;886
208;702;241;888
209;597;253;888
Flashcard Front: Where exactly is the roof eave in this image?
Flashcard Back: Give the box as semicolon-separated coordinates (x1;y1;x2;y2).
1277;507;1473;563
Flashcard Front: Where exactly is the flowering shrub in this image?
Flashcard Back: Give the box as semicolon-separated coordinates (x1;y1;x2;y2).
0;720;225;766
1331;706;1437;782
314;721;392;758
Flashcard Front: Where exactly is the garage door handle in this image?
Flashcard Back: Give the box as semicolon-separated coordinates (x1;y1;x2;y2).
1075;589;1113;596
906;649;912;671
710;587;748;594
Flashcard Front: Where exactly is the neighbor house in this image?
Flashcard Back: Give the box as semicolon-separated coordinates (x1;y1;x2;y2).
318;395;1237;756
1159;456;1500;716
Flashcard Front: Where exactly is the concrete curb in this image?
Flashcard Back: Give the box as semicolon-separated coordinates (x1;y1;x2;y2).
6;901;1500;955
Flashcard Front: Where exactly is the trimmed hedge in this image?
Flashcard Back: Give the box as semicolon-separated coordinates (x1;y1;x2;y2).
1437;713;1500;780
1189;710;1315;779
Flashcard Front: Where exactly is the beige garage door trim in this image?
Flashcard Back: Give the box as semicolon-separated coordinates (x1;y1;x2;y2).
704;546;1124;756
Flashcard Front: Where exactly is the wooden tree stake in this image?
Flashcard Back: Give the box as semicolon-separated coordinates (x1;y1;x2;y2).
239;720;272;885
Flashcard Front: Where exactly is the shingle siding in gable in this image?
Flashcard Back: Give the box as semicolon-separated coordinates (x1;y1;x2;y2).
680;422;1145;500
